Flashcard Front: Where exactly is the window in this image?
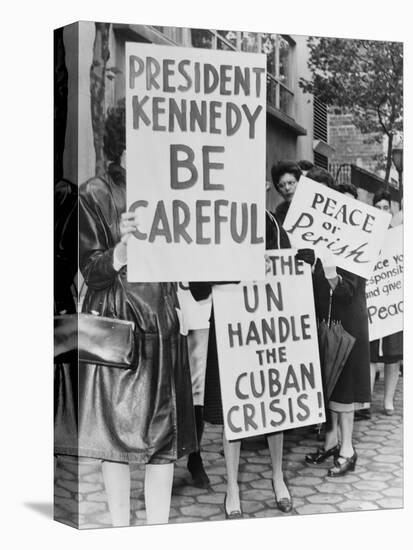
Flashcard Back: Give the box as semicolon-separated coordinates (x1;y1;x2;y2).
190;29;295;117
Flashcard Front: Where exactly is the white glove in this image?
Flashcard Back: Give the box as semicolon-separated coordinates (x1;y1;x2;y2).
319;248;338;280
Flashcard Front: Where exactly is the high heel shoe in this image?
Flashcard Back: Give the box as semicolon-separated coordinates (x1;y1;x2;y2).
224;495;243;520
271;479;293;513
305;444;340;465
327;451;357;477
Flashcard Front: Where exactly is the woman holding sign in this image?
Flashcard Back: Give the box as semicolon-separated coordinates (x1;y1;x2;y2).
190;202;293;518
77;103;197;526
369;190;403;416
303;172;371;477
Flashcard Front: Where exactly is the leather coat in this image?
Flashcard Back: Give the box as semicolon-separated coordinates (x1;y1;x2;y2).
60;163;197;463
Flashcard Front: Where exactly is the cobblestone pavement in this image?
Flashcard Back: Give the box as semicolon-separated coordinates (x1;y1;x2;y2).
54;374;403;529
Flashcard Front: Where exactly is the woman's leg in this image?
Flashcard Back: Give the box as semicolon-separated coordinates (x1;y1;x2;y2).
324;410;339;450
101;461;131;527
144;463;174;525
383;362;400;411
223;432;241;513
338;411;354;458
370;362;378;394
267;432;289;499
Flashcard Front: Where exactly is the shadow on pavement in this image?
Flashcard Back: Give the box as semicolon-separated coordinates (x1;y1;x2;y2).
24;502;53;519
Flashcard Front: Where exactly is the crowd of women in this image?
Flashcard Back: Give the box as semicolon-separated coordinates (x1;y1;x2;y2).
54;103;403;527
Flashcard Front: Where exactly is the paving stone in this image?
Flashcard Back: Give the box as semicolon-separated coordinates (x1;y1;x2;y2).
249;478;273;490
238;472;260;483
54;486;72;499
389;479;403;488
315;482;352;494
202;452;224;462
355;480;389;491
283;460;308;470
172;485;208;496
382;487;403;498
368;462;398;473
337;501;379;512
242;463;267;473
203;466;227;476
345;490;383;501
54;496;78;513
246;455;274;464
180;504;217;517
207;474;226;485
356;442;381;450
82;471;104;483
241;488;274;501
289;476;323;486
377;446;403;454
254;508;289;518
209;483;227;493
79;501;107;514
300;467;329;477
86;491;109;503
241;500;265;513
307;493;344;504
56;479;79;493
373;454;401;464
197;492;227;504
290;485;317;497
359;472;394;482
361;436;386;443
79;482;100;495
170;495;195;506
295;503;337;515
55;468;76;481
325;474;360;484
290;446;318;454
377;498;403;509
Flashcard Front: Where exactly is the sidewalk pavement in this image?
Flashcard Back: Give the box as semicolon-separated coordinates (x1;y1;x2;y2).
54;373;403;529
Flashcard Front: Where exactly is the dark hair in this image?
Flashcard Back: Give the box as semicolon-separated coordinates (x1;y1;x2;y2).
373;189;392;207
306;166;336;188
298;160;314;171
338;183;358;199
271;161;302;188
103;100;126;164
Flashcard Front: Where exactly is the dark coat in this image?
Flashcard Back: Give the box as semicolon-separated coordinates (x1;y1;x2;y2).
191;211;290;425
55;163;197;463
275;200;290;225
313;262;371;404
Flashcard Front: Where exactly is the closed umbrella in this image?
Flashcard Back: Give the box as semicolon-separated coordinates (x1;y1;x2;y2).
318;319;355;401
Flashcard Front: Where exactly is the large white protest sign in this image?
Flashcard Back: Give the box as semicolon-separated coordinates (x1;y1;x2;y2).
125;43;266;281
212;250;325;441
283;177;391;279
366;225;403;341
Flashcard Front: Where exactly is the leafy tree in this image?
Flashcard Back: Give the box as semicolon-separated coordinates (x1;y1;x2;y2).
299;38;403;183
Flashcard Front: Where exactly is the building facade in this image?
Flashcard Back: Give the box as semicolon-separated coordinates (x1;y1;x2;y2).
56;21;334;212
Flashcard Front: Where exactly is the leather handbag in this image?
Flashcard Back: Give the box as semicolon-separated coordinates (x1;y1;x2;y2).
54;313;136;369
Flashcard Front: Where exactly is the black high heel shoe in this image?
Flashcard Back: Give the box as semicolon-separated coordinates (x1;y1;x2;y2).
305;444;340;465
224;495;243;520
271;479;293;513
327;451;357;477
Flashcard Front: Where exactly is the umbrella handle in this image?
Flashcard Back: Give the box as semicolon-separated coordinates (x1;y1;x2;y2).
327;288;333;328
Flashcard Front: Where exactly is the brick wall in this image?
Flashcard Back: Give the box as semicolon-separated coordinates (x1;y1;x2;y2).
328;113;383;175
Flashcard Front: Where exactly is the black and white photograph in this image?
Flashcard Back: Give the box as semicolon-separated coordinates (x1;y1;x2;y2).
53;18;404;530
2;1;410;549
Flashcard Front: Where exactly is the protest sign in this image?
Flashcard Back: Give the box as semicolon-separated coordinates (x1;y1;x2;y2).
283;176;391;279
212;250;325;441
366;225;403;341
177;282;211;331
125;43;267;281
